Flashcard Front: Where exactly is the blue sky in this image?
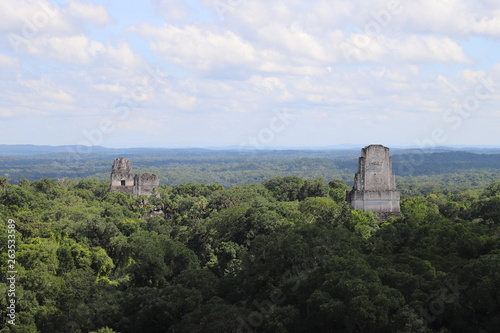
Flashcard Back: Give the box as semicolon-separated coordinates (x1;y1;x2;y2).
1;0;500;149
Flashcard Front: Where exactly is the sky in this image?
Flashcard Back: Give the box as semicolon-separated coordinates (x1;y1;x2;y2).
1;0;500;149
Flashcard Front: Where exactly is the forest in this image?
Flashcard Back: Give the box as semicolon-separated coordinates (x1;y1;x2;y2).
2;147;500;191
1;170;499;332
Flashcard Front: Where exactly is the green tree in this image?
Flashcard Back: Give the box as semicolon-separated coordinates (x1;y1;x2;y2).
127;231;199;287
400;197;440;225
474;196;500;224
348;209;379;239
483;181;500;197
263;176;304;201
305;255;405;332
299;197;344;225
298;178;330;200
328;179;350;203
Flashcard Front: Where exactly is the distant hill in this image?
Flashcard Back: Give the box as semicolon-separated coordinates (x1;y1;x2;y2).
1;146;500;189
1;144;500;156
0;144;175;155
392;151;500;176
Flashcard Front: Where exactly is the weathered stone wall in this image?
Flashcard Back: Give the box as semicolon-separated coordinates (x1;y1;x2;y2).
110;157;159;197
112;157;132;174
133;173;159;197
110;157;135;194
347;145;400;217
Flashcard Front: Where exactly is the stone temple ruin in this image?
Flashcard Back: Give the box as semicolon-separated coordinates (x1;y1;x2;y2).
110;157;159;197
346;144;400;218
109;146;400;215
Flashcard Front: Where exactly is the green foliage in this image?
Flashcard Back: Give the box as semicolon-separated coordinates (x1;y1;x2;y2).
90;328;119;333
0;175;499;332
263;176;304;201
298;178;330;200
127;231;199;287
474;196;500;224
299;197;343;225
348;209;380;239
401;197;441;225
482;181;500;197
328;179;350;203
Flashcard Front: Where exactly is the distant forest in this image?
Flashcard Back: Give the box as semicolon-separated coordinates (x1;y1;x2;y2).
1;147;500;196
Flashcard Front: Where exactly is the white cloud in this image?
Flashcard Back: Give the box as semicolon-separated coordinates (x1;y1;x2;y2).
87;40;106;56
393;36;472;63
17;77;75;104
129;24;257;71
0;53;18;66
472;14;500;36
256;23;329;62
103;40;144;68
0;0;111;35
0;0;35;31
162;89;197;110
203;0;496;40
19;33;144;68
249;76;292;101
133;0;477;79
394;0;500;37
67;1;112;27
0;0;65;32
25;34;95;64
151;0;193;22
92;83;127;94
3;0;500;147
460;69;488;84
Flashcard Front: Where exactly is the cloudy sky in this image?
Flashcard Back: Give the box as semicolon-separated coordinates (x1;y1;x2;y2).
1;0;500;149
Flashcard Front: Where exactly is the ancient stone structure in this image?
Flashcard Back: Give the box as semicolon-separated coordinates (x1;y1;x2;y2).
346;145;400;218
110;157;159;197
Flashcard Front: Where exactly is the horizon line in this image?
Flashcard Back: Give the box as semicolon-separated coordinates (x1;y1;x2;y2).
2;143;500;151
